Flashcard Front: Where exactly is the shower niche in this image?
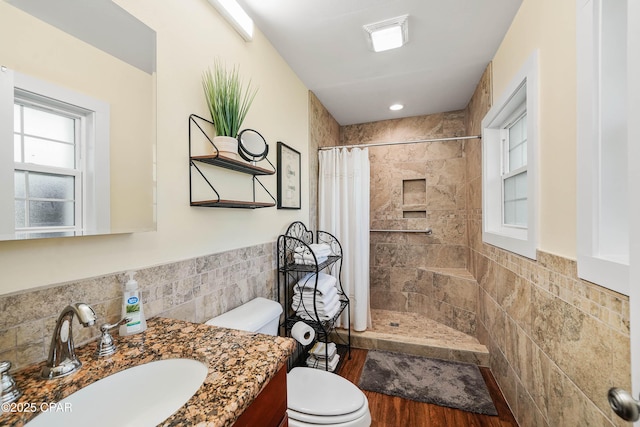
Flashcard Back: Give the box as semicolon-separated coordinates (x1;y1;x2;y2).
402;178;427;218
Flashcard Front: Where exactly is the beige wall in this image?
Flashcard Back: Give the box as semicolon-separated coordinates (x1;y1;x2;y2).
492;0;577;258
0;0;309;295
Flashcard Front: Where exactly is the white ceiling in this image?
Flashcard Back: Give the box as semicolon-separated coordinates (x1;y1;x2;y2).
236;0;523;126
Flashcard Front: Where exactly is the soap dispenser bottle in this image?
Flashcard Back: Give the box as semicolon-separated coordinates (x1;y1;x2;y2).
119;271;147;336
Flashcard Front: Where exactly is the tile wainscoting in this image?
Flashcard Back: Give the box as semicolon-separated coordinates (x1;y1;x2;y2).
471;244;630;427
0;242;276;371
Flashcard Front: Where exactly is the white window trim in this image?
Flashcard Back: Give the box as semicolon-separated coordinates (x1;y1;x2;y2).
482;50;539;260
576;0;629;295
0;67;110;239
14;94;84;235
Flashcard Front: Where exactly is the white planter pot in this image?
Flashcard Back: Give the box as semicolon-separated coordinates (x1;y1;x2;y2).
213;136;238;159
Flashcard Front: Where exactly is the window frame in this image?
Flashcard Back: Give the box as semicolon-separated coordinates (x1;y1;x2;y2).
482;50;539;260
500;106;528;229
0;68;110;239
13;94;85;235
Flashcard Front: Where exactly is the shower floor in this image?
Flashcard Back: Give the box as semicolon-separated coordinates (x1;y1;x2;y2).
333;309;489;366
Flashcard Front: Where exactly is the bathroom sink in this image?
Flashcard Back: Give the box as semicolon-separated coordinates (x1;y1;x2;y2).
26;358;208;427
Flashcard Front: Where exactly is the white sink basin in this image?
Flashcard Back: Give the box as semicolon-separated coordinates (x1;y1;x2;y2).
26;358;208;427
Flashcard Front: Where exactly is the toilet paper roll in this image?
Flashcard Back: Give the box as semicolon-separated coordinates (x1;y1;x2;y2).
291;321;315;345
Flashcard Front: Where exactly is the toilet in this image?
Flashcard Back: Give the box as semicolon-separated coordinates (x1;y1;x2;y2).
206;297;372;427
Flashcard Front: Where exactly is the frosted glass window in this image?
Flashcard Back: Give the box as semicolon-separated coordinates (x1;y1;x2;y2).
14;201;25;228
14;171;25;198
14;171;76;228
28;173;74;199
29;201;74;227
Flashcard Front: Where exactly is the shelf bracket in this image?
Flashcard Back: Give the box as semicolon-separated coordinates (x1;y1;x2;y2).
188;114;277;209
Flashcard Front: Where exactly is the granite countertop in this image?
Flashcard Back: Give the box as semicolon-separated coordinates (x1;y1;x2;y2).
3;317;297;427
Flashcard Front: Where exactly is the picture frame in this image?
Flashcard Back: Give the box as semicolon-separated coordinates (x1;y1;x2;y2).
277;141;301;209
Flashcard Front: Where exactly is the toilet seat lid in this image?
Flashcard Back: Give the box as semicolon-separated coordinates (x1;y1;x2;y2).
287;367;365;417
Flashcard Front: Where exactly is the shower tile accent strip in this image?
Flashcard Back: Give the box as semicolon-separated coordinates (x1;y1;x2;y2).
0;242;276;371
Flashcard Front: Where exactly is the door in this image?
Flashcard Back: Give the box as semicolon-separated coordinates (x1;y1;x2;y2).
611;0;640;423
629;0;640;419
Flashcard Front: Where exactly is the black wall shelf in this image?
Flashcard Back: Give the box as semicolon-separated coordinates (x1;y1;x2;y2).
188;114;276;209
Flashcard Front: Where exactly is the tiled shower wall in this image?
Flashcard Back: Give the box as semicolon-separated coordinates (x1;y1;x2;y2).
340;113;478;335
0;242;276;371
466;65;631;427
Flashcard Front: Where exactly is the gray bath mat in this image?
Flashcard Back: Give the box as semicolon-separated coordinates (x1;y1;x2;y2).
358;350;498;416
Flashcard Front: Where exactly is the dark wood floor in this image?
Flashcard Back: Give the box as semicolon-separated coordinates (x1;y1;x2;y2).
336;348;519;427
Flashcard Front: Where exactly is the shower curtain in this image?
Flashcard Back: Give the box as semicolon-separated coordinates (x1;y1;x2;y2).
318;147;371;332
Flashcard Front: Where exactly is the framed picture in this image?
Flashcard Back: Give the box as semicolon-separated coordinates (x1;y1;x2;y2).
277;141;301;209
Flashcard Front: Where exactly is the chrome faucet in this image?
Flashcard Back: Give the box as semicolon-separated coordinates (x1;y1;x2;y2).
42;303;97;379
0;361;21;403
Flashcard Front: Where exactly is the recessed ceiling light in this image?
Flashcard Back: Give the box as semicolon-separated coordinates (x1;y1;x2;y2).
363;15;409;53
389;104;404;111
207;0;254;41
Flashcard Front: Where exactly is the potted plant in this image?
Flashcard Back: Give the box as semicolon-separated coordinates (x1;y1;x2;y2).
202;59;258;159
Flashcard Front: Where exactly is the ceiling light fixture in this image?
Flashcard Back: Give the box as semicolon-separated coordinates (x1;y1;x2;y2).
389;104;404;111
363;15;409;53
207;0;254;41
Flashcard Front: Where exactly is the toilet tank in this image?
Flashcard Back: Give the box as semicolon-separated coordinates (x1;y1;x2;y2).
205;297;283;336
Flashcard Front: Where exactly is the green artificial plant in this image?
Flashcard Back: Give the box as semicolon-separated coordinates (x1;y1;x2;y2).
202;59;258;138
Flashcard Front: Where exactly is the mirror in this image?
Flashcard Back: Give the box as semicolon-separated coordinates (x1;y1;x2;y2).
0;0;156;241
237;129;269;164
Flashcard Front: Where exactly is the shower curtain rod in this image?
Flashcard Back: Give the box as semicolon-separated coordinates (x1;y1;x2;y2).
318;134;481;151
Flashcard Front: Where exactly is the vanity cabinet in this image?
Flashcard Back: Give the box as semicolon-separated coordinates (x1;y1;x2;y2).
277;221;351;371
233;364;288;427
188;114;276;209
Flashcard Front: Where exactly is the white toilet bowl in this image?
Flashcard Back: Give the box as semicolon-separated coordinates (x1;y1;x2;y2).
206;298;372;427
287;367;371;427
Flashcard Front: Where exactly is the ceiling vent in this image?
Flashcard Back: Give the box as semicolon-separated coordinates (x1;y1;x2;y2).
363;15;409;53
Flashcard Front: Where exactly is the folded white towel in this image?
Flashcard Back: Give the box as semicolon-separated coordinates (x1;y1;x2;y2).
306;353;340;372
292;292;340;316
308;243;332;257
294;253;317;262
322;297;341;316
293;282;338;305
293;243;331;257
294;273;337;295
297;297;341;321
309;341;337;359
300;291;339;310
294;256;327;265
